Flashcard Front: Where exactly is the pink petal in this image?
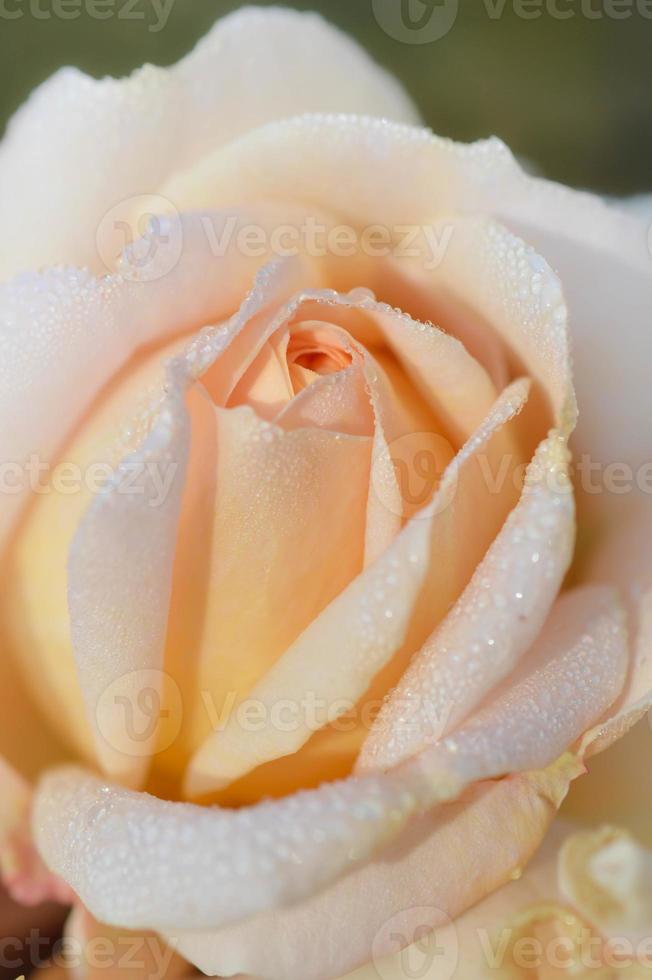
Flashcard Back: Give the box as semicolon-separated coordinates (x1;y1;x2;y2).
0;760;72;907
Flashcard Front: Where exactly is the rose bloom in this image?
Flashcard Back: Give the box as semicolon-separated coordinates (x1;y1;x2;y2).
0;7;651;980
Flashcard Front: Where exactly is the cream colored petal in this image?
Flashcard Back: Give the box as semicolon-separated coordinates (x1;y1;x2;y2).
341;820;579;980
401;585;627;788
578;499;652;757
33;444;590;938
0;10;416;279
66;368;191;788
184;380;529;798
64;254;315;789
0;208;303;548
564;500;652;847
0;242;313;781
155;399;372;796
328;293;499;447
166;118;604;435
34;751;583;941
0;625;69;779
167;761;581;980
358;435;576;772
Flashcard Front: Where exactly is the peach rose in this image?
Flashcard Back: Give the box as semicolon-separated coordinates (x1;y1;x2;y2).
0;8;650;980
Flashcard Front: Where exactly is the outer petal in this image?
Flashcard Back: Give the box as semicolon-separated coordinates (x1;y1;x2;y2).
342;819;575;980
397;585;628;788
579;498;652;755
0;207;310;548
165;114;652;475
168;760;582;980
33;576;622;941
0;9;417;278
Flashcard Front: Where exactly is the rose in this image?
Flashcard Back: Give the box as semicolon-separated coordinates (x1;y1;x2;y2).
0;7;650;980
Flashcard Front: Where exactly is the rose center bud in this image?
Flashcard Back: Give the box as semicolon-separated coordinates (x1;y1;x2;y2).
287;322;355;388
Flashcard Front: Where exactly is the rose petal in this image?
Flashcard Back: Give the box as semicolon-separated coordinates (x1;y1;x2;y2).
35;572;611;953
184;379;530;798
64;252;320;788
60;905;194;979
1;241;317;781
154;399;372;795
34;402;602;940
401;585;628;787
342;819;585;980
578;498;652;756
167;761;581;980
164;119;581;424
164;113;642;473
0;10;416;278
358;434;576;772
0;207;311;548
66;365;191;788
34;749;580;939
563;499;652;849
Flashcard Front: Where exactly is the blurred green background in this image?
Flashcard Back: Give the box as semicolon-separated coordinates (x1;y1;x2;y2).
1;0;651;194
